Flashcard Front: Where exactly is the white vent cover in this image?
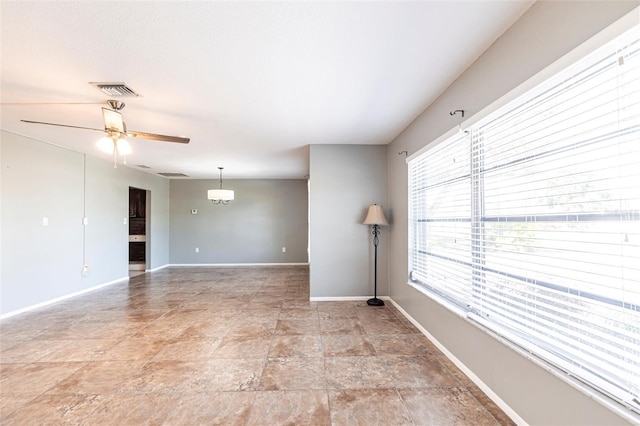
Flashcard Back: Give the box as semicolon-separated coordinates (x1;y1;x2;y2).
158;172;189;177
90;82;141;97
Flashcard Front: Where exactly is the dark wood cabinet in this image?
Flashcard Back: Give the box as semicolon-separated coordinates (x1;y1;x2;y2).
129;187;146;219
129;242;146;261
129;218;146;235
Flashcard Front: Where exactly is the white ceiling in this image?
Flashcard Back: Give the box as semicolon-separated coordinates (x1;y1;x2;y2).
1;1;532;179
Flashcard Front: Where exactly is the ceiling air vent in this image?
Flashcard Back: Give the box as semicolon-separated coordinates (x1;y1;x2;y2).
90;82;141;97
158;172;189;178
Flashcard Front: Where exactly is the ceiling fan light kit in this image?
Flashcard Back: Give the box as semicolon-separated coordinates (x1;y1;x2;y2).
96;103;132;166
96;135;131;167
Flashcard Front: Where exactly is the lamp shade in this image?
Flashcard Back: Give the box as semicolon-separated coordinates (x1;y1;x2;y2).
208;189;235;202
363;204;389;226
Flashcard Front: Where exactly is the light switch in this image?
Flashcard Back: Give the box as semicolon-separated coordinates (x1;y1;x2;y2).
83;217;89;226
42;217;48;226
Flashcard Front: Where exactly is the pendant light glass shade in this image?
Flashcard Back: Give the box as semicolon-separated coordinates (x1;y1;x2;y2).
207;189;235;202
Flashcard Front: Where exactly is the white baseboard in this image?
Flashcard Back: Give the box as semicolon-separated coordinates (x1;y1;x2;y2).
388;299;526;426
310;296;391;302
167;263;309;267
146;264;170;272
0;276;129;320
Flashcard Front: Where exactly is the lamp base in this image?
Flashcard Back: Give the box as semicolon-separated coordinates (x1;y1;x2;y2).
367;298;385;306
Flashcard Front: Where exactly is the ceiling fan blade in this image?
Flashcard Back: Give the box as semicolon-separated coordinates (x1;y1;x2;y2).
127;130;190;144
3;102;103;105
21;120;104;133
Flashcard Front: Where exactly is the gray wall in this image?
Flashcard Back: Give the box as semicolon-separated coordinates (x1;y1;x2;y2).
309;144;387;298
1;130;170;316
387;2;639;425
169;179;308;264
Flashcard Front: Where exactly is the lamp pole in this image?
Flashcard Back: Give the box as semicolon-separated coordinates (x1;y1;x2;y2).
368;223;384;306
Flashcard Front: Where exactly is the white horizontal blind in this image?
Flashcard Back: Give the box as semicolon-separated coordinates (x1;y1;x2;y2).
409;131;472;308
409;24;640;410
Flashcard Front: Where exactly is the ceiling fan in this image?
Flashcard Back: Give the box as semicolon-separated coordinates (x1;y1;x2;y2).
21;100;190;166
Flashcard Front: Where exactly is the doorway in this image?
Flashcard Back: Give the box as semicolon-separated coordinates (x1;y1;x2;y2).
129;187;149;277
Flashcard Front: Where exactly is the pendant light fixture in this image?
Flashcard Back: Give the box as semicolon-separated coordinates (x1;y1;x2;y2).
208;167;234;204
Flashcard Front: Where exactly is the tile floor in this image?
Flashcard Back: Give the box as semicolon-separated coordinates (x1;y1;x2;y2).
0;266;514;425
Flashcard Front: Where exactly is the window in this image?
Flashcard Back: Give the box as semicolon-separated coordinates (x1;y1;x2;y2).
409;24;639;412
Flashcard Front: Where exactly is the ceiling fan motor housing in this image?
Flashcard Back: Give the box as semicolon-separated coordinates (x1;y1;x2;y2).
107;99;126;111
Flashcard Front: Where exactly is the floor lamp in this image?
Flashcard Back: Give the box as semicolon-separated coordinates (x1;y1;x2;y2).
363;204;389;306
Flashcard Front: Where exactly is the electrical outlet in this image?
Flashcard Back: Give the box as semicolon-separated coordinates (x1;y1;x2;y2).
195;247;199;253
81;264;91;277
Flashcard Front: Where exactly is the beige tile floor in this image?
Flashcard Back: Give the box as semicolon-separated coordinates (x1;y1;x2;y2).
0;266;514;425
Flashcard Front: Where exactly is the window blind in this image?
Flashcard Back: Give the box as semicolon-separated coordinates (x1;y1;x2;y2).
409;130;472;307
409;24;639;412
